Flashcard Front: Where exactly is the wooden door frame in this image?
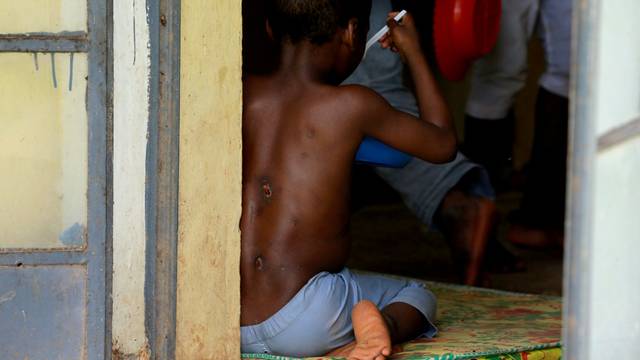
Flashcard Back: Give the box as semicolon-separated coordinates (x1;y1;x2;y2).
146;0;243;358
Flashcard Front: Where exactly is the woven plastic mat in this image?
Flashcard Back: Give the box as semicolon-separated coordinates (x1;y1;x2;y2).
243;275;562;360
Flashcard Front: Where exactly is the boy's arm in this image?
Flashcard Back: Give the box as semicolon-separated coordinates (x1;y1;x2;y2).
350;13;457;164
382;13;452;132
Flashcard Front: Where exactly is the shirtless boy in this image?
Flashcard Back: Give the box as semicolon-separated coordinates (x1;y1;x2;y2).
241;0;456;358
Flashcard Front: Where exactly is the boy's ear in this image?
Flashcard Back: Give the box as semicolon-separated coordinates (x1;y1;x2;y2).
342;18;360;50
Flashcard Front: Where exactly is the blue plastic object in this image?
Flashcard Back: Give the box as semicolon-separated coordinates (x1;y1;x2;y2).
355;137;412;168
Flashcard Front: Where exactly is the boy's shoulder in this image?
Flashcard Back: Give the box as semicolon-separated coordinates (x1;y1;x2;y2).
294;84;392;126
246;74;381;97
333;84;394;119
244;75;391;125
295;84;395;131
335;84;386;103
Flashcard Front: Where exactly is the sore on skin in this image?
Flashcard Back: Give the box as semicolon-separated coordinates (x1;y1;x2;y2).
260;177;273;200
255;256;264;271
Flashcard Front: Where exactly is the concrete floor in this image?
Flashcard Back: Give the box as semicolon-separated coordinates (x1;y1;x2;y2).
347;191;564;296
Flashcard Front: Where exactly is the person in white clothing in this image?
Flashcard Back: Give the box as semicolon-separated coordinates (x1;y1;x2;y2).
464;0;572;247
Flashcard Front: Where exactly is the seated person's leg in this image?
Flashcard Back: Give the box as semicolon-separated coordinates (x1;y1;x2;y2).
436;168;526;278
327;301;392;360
353;270;438;339
329;271;437;357
328;301;427;360
436;169;497;284
375;153;490;230
376;154;501;285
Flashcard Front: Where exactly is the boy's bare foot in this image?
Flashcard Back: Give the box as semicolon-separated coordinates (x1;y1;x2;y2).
327;301;392;360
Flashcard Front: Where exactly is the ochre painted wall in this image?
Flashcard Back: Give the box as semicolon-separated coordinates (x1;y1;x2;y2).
177;0;243;358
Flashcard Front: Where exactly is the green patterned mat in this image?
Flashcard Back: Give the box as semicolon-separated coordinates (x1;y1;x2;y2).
243;276;562;360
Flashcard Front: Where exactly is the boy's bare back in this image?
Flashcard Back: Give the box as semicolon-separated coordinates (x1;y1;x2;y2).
241;9;456;338
242;73;369;325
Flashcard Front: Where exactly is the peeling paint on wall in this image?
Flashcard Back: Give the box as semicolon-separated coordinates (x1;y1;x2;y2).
112;340;151;360
59;223;85;247
112;0;151;355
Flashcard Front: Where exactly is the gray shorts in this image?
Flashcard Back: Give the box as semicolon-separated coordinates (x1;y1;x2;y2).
241;268;437;357
376;153;495;227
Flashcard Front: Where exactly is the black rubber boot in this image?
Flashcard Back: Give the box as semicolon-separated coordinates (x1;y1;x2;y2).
463;112;515;192
511;87;569;230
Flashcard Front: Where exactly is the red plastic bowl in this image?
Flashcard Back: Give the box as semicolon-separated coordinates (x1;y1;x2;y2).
434;0;501;81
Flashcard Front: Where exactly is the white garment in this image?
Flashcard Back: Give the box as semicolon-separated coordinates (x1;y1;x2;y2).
465;0;572;119
537;0;572;98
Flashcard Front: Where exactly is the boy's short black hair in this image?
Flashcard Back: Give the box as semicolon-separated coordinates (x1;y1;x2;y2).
266;0;372;44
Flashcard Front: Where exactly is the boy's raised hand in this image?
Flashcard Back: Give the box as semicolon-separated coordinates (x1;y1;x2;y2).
352;11;455;164
378;12;421;62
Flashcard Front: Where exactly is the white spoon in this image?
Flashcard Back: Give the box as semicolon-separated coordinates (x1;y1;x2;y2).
363;10;408;59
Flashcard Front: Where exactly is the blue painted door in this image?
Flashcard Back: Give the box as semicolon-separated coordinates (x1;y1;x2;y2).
0;1;110;359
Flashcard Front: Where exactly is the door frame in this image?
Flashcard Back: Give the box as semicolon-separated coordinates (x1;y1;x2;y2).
145;0;181;357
